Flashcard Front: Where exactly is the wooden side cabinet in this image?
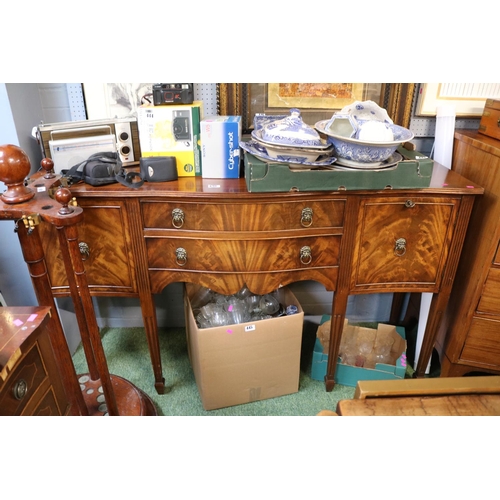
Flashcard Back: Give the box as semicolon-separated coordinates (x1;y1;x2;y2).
438;130;500;376
0;306;71;416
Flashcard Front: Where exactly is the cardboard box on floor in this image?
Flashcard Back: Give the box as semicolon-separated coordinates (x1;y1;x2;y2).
311;317;407;387
184;283;304;411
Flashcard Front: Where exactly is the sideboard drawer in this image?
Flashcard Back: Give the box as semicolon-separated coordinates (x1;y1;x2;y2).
477;267;500;315
146;235;340;273
0;343;47;416
141;199;345;231
461;316;500;366
351;196;458;290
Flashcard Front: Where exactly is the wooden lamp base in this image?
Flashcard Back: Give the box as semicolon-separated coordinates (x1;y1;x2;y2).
78;374;158;416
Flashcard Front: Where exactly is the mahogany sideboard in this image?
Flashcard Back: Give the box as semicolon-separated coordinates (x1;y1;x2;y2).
437;130;500;376
27;160;482;394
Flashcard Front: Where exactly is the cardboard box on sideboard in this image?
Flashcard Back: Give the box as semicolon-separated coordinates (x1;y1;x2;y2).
137;101;203;177
184;283;304;411
201;116;242;178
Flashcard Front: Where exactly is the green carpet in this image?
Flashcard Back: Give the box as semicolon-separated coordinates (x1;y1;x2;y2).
72;320;356;416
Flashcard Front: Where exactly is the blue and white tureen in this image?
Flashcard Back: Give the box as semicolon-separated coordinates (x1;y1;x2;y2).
254;108;327;149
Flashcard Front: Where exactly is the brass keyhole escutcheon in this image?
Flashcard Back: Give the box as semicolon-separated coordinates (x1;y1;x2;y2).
13;379;28;400
394;238;407;257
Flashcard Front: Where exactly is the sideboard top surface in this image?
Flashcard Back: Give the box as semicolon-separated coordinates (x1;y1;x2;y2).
60;161;483;200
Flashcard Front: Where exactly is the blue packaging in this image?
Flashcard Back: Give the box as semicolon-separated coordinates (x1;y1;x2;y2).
201;116;242;178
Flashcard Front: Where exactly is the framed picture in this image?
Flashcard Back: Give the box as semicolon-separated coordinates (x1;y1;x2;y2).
217;83;415;132
83;83;153;120
266;83;366;110
416;83;500;117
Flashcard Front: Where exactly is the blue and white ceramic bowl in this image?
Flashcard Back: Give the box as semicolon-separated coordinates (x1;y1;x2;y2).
315;119;414;167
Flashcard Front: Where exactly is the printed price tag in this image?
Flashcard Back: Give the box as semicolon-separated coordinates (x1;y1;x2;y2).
244;324;256;332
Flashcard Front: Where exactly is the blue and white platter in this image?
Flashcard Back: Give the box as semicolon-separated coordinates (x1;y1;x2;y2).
240;140;337;168
252;128;331;150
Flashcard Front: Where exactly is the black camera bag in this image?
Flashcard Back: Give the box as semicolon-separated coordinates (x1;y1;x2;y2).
62;152;123;187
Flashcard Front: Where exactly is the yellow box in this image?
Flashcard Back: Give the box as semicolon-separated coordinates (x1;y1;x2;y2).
137;101;203;176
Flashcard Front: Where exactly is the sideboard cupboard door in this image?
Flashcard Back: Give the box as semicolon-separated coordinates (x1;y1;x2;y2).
38;200;137;296
350;196;459;292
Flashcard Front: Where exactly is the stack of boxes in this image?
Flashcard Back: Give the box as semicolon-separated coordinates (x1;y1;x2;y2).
137;99;242;179
137;101;203;177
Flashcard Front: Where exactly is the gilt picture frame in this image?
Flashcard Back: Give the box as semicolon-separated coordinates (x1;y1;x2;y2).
416;83;500;117
217;83;416;132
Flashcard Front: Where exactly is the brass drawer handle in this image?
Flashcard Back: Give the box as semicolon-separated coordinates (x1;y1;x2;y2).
79;241;90;261
12;379;28;400
404;200;415;208
301;207;313;227
394;238;407;257
172;208;185;228
300;246;313;265
175;247;187;266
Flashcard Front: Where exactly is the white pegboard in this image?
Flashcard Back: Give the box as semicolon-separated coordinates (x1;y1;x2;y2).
409;84;480;137
410;116;480;137
68;83;219;121
66;83;87;121
194;83;218;117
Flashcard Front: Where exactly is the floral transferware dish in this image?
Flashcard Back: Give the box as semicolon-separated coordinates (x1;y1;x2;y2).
334;151;403;169
260;140;334;162
315;119;413;165
324;113;358;138
240;140;337;168
257;108;327;148
339;100;393;124
253;114;288;131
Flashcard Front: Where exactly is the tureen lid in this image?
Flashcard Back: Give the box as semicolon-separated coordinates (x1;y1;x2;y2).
261;108;323;147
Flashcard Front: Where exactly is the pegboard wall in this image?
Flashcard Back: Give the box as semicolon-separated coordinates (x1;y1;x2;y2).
194;83;218;116
67;83;481;136
409;84;480;137
66;83;87;120
67;83;218;119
